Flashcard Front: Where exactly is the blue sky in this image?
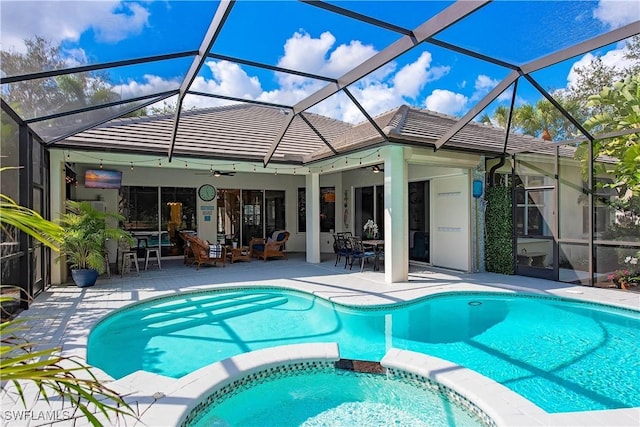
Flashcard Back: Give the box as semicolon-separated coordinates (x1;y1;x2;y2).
1;1;638;123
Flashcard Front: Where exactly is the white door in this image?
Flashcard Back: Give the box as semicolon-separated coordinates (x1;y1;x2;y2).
431;174;470;271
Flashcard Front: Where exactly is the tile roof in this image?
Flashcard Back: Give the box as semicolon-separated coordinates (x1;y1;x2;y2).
60;103;566;164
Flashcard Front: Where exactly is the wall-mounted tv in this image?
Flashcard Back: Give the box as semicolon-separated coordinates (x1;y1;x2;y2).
84;169;122;189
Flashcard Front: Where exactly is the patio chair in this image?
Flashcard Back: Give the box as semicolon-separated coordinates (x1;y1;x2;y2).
348;236;376;272
333;233;353;267
250;230;290;261
187;235;226;270
178;231;195;265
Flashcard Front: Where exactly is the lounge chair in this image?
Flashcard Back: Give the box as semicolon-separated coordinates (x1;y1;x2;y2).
186;235;226;270
250;230;290;261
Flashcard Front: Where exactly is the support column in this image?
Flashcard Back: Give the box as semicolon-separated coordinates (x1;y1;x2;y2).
49;150;66;285
305;172;321;263
384;146;408;283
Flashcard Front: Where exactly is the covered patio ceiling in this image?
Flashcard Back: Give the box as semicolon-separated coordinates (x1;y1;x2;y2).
1;1;638;167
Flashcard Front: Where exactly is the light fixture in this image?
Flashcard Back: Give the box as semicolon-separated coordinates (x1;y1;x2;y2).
214;170;221;177
372;165;381;173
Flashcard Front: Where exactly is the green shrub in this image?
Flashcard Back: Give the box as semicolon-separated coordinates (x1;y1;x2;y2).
485;186;514;274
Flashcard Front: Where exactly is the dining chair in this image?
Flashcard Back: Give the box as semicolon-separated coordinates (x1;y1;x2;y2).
348;236;376;272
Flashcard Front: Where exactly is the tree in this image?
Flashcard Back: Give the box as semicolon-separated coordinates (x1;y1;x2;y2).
578;74;640;196
1;37;120;134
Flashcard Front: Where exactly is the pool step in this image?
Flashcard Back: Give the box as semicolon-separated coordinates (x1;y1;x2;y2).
335;358;385;374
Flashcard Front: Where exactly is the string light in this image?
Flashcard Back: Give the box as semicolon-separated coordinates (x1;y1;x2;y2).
185;162;188;169
232;164;236;171
209;165;213;174
158;159;162;167
293;168;296;175
66;151;70;161
253;165;256;172
130;162;134;171
274;168;278;176
99;160;103;169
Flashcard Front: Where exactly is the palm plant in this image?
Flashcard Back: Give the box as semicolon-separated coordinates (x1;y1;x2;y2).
58;200;132;272
1;171;136;425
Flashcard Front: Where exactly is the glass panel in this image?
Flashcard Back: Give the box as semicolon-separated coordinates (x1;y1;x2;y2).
265;190;286;236
437;1;614;64
320;187;335;233
242;190;264;243
3;58;187;122
217;189;241;244
33;244;44;290
409;181;429;262
161;187;196;257
297;188;306;233
215;1;396;72
330;1;451;29
595;245;640;288
32;139;42;184
516;239;553;269
0;2;215;74
375;185;384;238
515;189;554;237
120;186;158;231
558;242;590;285
28;95;171;143
558;157;587;240
0;256;22;315
0;112;20;203
355;186;374;237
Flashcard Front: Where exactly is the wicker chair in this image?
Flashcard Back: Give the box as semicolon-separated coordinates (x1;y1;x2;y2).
249;230;290;261
186;235;226;270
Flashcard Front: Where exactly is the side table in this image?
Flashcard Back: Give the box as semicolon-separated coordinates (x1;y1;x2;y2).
229;246;251;263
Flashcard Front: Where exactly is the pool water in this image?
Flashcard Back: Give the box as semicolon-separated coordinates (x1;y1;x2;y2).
187;368;485;427
88;289;640;413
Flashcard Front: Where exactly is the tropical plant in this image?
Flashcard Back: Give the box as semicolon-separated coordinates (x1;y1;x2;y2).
0;177;136;425
57;200;132;272
577;74;640;196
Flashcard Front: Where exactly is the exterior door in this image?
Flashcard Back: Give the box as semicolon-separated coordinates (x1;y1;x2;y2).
431;175;470;271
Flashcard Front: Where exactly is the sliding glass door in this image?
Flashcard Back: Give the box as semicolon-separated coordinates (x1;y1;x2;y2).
354;186;384;238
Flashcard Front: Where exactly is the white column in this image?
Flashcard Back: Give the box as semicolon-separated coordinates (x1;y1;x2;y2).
49;150;66;285
384;146;408;283
305;172;321;263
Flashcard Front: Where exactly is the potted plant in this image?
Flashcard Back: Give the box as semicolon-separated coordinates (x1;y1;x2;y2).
58;200;132;287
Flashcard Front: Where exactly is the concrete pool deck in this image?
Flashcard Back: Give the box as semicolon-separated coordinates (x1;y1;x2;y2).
1;253;638;426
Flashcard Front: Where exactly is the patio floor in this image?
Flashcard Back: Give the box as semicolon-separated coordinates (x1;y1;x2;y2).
2;253;639;426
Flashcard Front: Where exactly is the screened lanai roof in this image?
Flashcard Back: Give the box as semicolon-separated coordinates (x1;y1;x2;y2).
1;1;638;166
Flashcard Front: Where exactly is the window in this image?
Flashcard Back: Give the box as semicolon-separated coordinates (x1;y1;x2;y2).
320;187;335;232
355;186;384;238
297;188;306;232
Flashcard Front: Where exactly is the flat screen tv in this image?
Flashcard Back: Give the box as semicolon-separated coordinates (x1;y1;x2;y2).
84;169;122;189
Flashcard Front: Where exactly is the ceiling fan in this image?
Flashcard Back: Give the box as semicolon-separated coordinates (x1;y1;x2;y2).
196;170;236;177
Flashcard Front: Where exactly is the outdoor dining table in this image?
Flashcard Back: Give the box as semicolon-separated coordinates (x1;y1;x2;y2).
362;239;384;271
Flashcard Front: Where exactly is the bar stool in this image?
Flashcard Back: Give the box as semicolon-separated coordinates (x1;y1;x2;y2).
119;238;140;277
103;250;111;279
144;246;161;270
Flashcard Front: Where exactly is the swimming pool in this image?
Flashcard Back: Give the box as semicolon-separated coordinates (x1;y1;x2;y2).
87;288;640;413
185;363;486;427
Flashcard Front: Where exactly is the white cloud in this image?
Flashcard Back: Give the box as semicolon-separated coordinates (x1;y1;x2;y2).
424;89;468;116
0;1;149;53
111;74;180;99
593;0;639;28
93;3;149;43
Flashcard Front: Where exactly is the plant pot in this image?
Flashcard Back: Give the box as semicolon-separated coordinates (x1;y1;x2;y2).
71;269;99;287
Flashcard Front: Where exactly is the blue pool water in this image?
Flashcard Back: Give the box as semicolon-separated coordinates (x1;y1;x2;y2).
87;288;640;413
188;368;484;427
